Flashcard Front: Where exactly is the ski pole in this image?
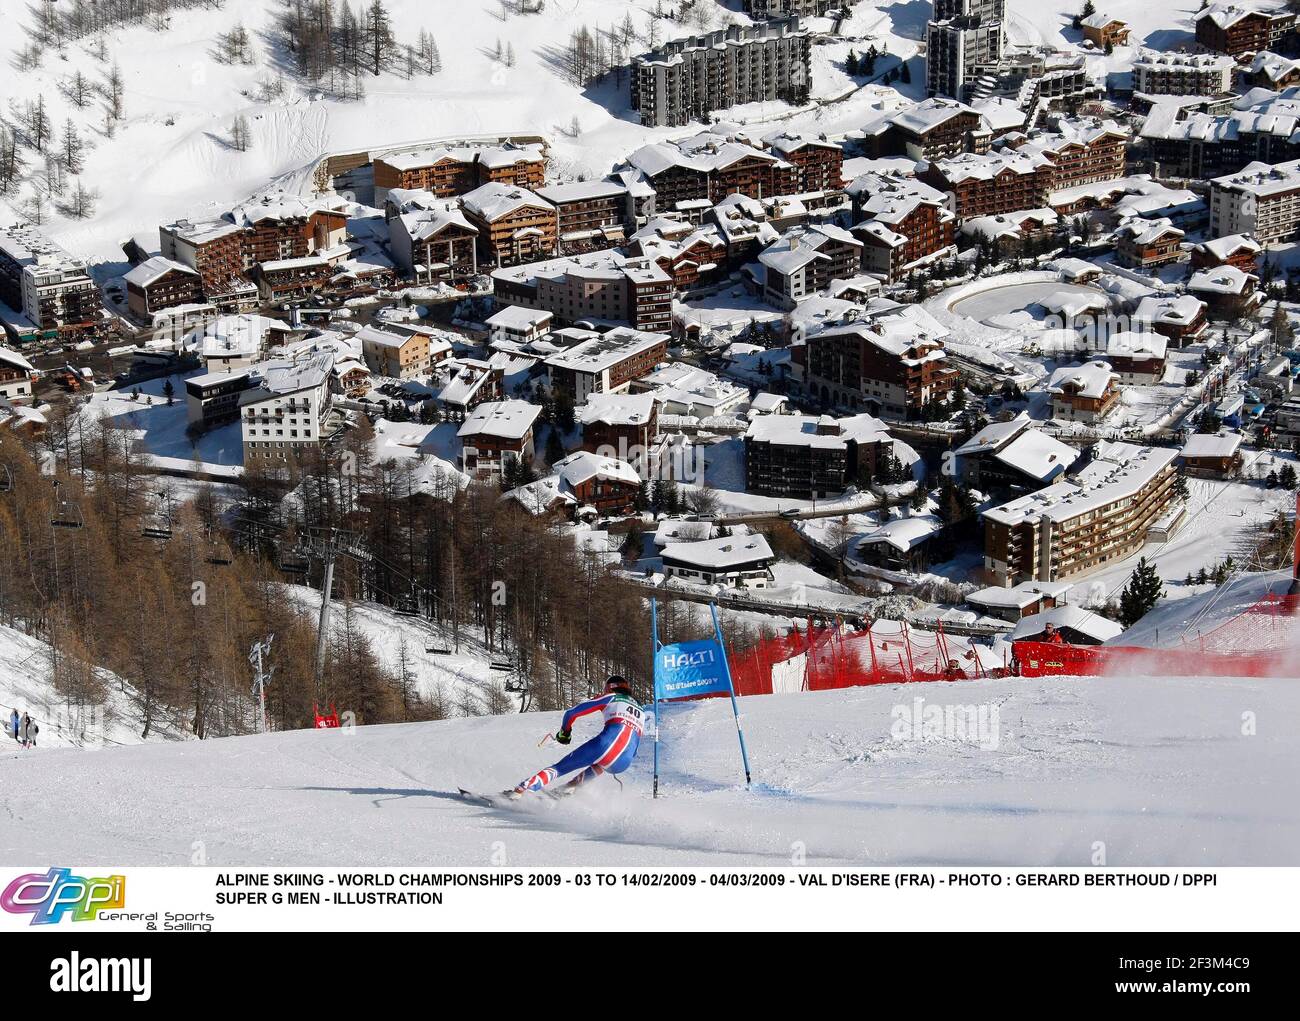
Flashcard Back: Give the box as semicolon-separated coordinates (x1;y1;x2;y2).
537;732;553;749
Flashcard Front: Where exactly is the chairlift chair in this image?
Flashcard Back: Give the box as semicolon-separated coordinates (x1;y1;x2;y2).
50;484;84;529
0;463;12;493
278;547;310;575
489;659;515;672
141;492;174;540
424;641;452;655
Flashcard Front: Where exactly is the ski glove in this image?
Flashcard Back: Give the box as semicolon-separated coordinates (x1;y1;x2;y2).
555;730;572;745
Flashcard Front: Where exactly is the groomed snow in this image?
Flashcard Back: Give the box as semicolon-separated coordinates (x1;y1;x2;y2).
1;673;1297;865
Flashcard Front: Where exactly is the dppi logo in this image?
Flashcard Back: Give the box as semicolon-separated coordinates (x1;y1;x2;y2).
1;868;126;925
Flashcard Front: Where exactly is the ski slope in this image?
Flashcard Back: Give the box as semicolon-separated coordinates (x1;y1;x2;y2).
1;673;1296;865
0;623;186;754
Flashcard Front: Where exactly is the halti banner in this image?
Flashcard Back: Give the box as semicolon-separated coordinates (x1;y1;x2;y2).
654;639;731;701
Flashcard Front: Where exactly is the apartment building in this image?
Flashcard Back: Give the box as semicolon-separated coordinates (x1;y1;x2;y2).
460;184;558;268
1045;361;1121;423
1134;294;1209;348
761;131;845;193
1131;51;1235;96
955;415;1080;494
744;412;894;497
802;322;957;419
1140;90;1300;179
743;0;839;17
1245;50;1300;90
358;322;451;380
920;150;1054;220
982;441;1181;585
1114;219;1186;269
160;196;347;306
185;369;253;431
254;256;331;303
578;391;665;478
631;18;812;128
1191;233;1262;273
492;251;673;333
1008;120;1130;192
372;142;546;205
457;399;542;481
123;256;204;320
1209;159;1300;245
758;224;863;309
389;204;479;284
1194;3;1295;57
0;225;100;338
925;0;1007;100
625;134;800;209
863;98;992;162
536;180;631;254
545;327;669;402
848;172;956;281
239;353;336;467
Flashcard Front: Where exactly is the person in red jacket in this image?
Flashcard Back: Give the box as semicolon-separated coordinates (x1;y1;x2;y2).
1042;622;1065;644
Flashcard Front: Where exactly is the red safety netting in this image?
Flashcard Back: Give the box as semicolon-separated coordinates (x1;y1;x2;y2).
728;620;1006;697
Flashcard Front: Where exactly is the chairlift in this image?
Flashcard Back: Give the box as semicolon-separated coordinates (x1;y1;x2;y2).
0;463;12;493
504;679;528;693
489;659;515;672
205;539;233;566
278;546;310;575
141;492;174;540
50;482;83;529
424;639;452;655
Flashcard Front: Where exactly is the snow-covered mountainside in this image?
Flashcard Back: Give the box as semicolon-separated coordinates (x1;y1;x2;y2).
1;673;1296;865
0;623;185;753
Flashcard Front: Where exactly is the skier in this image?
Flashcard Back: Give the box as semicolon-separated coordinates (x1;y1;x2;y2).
20;713;32;749
8;708;17;742
510;676;643;797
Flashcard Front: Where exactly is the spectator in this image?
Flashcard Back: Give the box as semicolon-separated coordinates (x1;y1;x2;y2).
8;707;17;741
20;712;34;749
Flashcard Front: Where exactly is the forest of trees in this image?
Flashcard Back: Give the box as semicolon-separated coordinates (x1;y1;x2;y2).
275;0;442;97
0;404;776;742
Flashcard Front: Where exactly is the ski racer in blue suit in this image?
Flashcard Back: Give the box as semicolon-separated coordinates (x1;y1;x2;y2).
512;676;644;795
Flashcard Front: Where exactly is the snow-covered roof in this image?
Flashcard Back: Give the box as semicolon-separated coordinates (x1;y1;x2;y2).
1196;2;1286;30
486;306;553;331
461;183;554;222
1196;233;1262;260
1180;431;1244;460
1135;293;1206;326
545;327;666;375
0;345;35;374
457;399;541;441
239;353;334;404
578;391;657;427
552;450;641;490
983;442;1179;527
956;414;1032;457
661;533;775;571
536;179;628;204
1189;265;1258;296
653;519;715;545
123;255;198;289
967;580;1073;610
1102;331;1168;362
1211;158;1300;198
993;429;1080;484
857;514;943;553
1010;606;1123;643
1046;361;1117;400
745;412;891;449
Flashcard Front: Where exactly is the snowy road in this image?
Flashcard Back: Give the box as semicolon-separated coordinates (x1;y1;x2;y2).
1;675;1296;866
